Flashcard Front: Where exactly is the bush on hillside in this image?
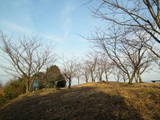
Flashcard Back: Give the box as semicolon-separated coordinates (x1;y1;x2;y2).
4;79;26;99
46;65;66;88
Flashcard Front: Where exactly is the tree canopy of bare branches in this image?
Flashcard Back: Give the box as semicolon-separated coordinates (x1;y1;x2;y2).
91;26;153;83
0;32;56;92
85;53;98;82
93;0;160;57
62;58;78;88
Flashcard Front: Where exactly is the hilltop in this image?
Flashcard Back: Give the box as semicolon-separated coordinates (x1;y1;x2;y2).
0;82;160;120
0;88;3;97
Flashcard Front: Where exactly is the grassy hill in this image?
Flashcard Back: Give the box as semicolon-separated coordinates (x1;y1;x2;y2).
0;88;3;98
0;82;160;120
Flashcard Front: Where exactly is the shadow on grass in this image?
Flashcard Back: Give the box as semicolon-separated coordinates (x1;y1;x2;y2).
0;86;144;120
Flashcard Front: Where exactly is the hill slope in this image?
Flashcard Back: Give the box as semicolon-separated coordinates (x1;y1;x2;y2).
0;82;160;120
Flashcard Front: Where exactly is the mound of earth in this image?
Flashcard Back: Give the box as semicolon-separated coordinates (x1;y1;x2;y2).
0;82;160;120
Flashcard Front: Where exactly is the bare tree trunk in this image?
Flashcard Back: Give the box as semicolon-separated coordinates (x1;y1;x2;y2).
91;71;95;82
139;76;143;83
121;72;127;83
68;78;71;88
77;77;80;85
122;75;126;83
26;79;30;93
99;75;102;82
24;76;30;93
137;70;143;83
130;71;136;84
105;74;108;82
135;73;138;83
128;78;132;84
104;70;109;82
85;74;89;83
127;74;133;84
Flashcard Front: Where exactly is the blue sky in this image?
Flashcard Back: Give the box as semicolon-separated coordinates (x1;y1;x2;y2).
0;0;100;57
0;0;159;84
0;0;101;84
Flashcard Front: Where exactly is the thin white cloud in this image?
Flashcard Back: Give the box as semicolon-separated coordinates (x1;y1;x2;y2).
60;1;76;41
0;20;65;43
0;20;31;34
40;33;65;43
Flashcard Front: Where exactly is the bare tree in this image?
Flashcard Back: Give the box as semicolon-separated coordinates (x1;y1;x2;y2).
110;64;121;82
0;33;55;92
93;28;135;83
85;53;98;82
81;62;90;83
93;0;160;42
95;53;112;82
75;62;83;85
96;58;105;82
98;53;112;82
123;31;153;83
91;26;152;83
62;58;77;88
93;0;160;57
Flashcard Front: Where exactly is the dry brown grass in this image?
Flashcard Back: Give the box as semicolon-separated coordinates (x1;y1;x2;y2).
0;89;3;94
0;88;4;97
0;82;160;120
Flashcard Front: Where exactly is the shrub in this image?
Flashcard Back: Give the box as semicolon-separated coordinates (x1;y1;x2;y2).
4;79;26;99
46;65;66;88
46;65;61;82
